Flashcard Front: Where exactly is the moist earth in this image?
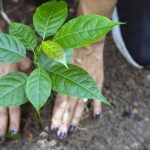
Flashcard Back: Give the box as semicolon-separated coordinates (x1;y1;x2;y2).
0;0;150;150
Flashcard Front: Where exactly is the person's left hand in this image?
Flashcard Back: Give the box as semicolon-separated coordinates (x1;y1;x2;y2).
0;59;31;143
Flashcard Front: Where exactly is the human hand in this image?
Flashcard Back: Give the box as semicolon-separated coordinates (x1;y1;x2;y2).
0;59;31;143
51;41;104;140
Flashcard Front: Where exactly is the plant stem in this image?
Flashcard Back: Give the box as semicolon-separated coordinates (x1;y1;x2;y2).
33;51;38;66
0;0;11;24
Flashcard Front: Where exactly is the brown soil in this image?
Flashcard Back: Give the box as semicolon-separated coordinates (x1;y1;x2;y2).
0;0;150;150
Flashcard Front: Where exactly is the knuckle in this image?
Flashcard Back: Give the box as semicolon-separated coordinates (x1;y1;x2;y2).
78;100;86;107
19;59;31;71
0;109;7;116
65;105;71;113
55;103;66;110
10;108;20;114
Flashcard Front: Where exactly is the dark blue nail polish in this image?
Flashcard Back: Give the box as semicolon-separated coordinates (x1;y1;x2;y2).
8;130;17;136
51;127;58;133
58;132;66;140
68;125;76;133
94;113;101;119
0;137;4;144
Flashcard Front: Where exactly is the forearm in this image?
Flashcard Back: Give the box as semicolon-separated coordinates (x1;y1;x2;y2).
76;0;117;50
78;0;117;18
77;0;117;44
73;0;117;81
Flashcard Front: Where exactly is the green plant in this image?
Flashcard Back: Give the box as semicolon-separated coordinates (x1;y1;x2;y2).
0;1;121;113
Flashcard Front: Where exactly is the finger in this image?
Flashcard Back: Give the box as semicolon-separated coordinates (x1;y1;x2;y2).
93;77;103;119
51;94;68;133
57;97;78;140
18;58;31;73
0;63;18;77
93;100;102;119
8;106;21;135
0;107;8;143
69;99;86;133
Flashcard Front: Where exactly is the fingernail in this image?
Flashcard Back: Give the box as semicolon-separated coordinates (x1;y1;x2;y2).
8;130;17;136
0;137;4;144
94;112;101;119
68;125;76;133
51;127;58;133
58;132;66;140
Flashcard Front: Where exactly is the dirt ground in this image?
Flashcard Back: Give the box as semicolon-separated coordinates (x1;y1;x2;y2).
0;0;150;150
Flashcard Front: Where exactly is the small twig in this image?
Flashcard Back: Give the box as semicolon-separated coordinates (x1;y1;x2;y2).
6;0;23;14
6;5;20;14
0;0;11;24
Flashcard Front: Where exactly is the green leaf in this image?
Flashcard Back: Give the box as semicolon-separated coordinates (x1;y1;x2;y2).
0;72;28;106
48;64;110;105
38;48;73;69
38;52;54;68
41;40;67;67
33;1;67;39
65;48;73;64
9;22;37;51
54;15;121;48
0;33;26;62
26;68;52;112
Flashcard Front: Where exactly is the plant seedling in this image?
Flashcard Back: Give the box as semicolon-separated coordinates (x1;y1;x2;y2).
0;1;121;113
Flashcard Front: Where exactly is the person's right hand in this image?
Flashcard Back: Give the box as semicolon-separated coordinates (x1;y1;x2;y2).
0;59;31;143
50;40;105;140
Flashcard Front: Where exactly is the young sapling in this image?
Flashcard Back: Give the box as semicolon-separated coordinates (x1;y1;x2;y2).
0;1;121;113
